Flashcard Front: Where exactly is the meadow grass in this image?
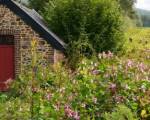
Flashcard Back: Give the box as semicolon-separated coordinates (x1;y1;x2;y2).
125;27;150;51
122;27;150;64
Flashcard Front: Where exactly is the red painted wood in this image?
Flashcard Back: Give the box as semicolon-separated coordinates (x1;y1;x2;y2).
0;45;14;91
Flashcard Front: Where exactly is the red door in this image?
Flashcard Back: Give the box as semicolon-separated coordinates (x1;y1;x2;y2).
0;45;14;91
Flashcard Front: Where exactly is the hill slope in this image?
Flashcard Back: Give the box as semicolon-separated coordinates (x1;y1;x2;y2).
123;28;150;64
136;8;150;27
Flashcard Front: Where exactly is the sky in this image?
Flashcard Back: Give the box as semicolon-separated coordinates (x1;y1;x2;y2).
135;0;150;10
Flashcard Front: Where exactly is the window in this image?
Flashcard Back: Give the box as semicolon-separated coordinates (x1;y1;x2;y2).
0;35;14;45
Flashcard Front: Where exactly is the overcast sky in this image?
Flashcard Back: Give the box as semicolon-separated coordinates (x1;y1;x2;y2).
135;0;150;10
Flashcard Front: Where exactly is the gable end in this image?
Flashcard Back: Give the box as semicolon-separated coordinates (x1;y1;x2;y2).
0;0;66;52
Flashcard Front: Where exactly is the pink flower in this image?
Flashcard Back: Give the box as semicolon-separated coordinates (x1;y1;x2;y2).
64;105;72;116
91;70;100;75
126;60;134;68
45;93;52;101
73;112;80;120
64;105;80;120
32;87;38;93
107;51;113;58
137;62;146;73
109;83;117;94
113;95;124;103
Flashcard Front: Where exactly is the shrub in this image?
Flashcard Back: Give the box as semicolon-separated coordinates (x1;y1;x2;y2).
43;0;124;53
103;104;137;120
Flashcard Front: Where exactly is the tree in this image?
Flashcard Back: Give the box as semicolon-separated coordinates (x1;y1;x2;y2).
28;0;49;12
117;0;142;26
118;0;137;18
43;0;124;53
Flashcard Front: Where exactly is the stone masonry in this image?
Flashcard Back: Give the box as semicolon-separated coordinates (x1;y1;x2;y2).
0;4;62;77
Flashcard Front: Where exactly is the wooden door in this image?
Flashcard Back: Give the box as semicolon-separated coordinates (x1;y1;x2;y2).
0;35;14;91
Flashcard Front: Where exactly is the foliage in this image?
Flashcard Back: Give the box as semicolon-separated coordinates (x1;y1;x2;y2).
0;41;149;119
103;105;137;120
29;0;125;68
42;0;124;53
66;30;95;69
117;0;136;18
116;0;142;27
28;0;49;12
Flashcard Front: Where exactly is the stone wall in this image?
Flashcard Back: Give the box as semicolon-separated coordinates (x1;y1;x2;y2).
0;5;56;76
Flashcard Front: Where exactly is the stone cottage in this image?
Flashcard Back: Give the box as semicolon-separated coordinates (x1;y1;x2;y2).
0;0;65;91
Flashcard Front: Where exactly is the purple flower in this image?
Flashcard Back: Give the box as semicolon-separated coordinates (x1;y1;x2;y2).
64;105;80;120
73;112;80;120
109;83;117;94
91;70;100;75
113;95;124;103
32;87;38;93
137;62;146;73
45;93;52;101
126;60;134;68
64;105;73;117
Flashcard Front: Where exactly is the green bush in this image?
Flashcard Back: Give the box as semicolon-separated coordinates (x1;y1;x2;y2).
103;105;137;120
43;0;124;53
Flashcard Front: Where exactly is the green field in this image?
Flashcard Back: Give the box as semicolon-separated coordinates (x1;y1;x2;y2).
125;28;150;51
122;27;150;64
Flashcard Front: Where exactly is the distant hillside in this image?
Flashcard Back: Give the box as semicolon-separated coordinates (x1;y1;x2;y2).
136;8;150;27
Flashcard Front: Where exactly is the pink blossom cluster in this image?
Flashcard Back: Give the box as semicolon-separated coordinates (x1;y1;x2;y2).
126;60;134;68
64;105;80;120
137;62;147;73
32;87;39;93
45;93;52;101
91;69;100;75
113;95;124;103
98;51;114;59
109;83;117;95
126;60;148;73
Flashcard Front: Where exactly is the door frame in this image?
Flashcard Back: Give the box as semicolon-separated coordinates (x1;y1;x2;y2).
0;29;21;79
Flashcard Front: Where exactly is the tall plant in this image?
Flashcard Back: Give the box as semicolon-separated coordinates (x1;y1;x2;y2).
43;0;125;53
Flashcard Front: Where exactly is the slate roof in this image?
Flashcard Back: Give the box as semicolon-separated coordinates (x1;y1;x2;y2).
0;0;66;52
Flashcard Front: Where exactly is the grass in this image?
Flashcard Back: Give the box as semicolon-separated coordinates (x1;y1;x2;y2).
122;27;150;64
125;27;150;51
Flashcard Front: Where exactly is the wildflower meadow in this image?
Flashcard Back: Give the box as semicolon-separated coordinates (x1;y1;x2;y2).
0;35;149;119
